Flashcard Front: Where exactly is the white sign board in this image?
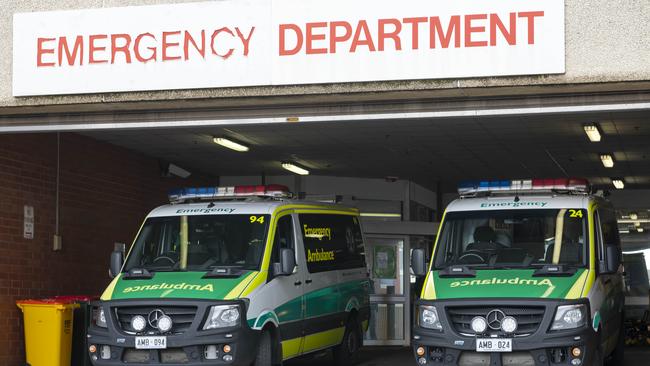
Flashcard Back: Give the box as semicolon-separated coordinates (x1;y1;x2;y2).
23;205;34;239
13;0;565;96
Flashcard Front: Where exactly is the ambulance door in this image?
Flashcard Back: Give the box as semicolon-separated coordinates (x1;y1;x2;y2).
297;213;346;354
269;212;306;360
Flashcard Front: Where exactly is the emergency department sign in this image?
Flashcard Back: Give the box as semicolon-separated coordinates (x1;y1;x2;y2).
12;0;565;96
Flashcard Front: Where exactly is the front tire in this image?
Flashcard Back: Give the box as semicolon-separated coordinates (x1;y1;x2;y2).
254;331;273;366
607;318;625;365
333;319;362;366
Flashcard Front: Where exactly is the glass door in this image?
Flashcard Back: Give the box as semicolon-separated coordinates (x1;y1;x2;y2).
363;236;409;346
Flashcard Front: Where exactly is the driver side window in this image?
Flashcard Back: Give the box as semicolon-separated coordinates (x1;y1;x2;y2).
271;215;295;265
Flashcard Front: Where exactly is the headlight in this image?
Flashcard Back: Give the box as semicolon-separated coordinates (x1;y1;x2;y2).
94;307;107;328
551;304;587;331
203;305;241;330
418;305;442;330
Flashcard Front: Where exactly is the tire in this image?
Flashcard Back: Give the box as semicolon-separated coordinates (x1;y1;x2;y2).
253;331;273;366
606;319;625;366
333;319;362;366
593;348;605;366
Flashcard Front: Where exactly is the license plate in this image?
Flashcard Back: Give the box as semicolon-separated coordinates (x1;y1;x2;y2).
135;336;167;349
476;338;512;352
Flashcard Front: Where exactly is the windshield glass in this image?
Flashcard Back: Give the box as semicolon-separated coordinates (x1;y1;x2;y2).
124;214;270;272
434;209;587;269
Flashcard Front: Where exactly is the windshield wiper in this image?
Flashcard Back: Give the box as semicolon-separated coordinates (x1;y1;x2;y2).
123;268;154;280
203;266;247;279
438;265;476;278
533;264;577;277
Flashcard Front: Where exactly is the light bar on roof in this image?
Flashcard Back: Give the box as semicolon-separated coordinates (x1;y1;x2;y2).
169;184;290;203
458;178;590;195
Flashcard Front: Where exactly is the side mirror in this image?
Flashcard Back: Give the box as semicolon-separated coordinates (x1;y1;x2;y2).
604;245;621;274
411;249;428;277
273;248;296;277
109;250;124;278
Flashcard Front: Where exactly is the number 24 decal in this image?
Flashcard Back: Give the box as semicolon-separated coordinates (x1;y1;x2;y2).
568;209;583;218
249;215;265;224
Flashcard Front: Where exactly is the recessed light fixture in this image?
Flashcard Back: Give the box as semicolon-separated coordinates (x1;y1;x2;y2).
600;154;615;168
583;123;602;142
213;137;249;152
611;178;625;189
281;162;309;175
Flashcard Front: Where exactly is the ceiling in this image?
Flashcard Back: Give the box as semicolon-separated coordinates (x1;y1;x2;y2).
82;108;650;192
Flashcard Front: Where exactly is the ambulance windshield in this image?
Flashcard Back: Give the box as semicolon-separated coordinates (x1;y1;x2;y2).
125;214;270;272
433;209;588;269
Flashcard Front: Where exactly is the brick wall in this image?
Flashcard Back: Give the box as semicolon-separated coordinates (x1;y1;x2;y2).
0;133;212;365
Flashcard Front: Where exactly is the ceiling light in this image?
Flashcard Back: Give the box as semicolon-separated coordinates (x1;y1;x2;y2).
611;178;624;189
638;227;645;233
600;154;615;168
281;162;309;175
167;163;191;178
630;212;638;220
583;124;602;142
213;137;249;152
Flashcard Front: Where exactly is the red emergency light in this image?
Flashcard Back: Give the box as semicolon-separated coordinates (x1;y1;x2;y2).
169;185;291;203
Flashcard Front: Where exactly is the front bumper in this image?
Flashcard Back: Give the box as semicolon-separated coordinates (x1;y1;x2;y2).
87;299;259;366
411;299;597;366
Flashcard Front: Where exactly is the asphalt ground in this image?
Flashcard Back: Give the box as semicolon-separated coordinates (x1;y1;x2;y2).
285;346;649;366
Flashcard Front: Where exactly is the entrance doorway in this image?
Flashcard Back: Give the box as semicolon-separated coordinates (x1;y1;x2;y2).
363;236;410;346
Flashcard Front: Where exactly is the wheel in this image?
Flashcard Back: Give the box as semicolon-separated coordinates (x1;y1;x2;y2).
606;318;625;366
333;319;362;366
253;330;273;366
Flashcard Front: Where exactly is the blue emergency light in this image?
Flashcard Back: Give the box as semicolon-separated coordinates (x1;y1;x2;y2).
458;178;590;195
168;185;291;203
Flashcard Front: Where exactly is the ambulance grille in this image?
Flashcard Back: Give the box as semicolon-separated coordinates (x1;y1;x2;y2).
447;306;545;337
115;306;197;334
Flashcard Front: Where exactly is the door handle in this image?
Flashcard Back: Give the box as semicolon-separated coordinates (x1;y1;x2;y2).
294;281;302;286
305;279;313;284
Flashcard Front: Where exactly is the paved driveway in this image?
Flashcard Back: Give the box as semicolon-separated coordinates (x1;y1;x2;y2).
285;346;649;366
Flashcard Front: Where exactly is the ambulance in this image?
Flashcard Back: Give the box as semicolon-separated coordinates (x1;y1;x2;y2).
87;185;370;366
411;178;625;366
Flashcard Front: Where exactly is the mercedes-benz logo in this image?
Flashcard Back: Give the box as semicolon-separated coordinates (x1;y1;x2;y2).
148;309;166;329
486;309;506;330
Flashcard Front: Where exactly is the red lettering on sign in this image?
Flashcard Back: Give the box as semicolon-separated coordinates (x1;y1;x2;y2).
490;13;517;46
430;16;461;48
350;20;376;52
279;24;303;56
110;34;132;64
37;38;56;67
378;18;402;51
134;33;157;63
464;14;488;47
162;31;181;61
329;21;352;54
89;34;108;64
518;11;544;44
306;22;328;54
184;30;206;60
58;36;83;66
211;27;234;59
403;17;427;50
236;27;255;56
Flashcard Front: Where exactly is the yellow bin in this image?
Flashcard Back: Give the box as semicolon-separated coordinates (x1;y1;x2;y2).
16;299;80;366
